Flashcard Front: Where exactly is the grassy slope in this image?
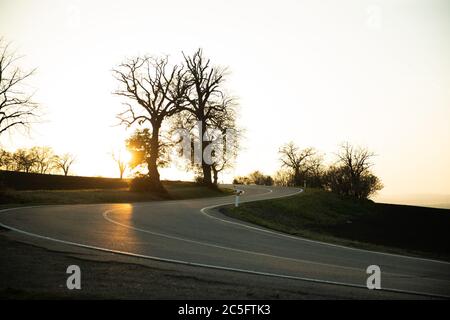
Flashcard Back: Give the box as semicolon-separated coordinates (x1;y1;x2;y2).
221;188;450;261
0;181;232;208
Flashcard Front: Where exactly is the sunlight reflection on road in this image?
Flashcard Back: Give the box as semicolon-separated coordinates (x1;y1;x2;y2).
104;204;145;251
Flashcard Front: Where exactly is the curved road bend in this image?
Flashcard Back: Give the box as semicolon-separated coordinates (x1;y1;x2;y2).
0;185;449;298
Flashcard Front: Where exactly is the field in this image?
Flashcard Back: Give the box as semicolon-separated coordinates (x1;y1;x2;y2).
0;170;128;190
0;171;232;207
221;188;450;261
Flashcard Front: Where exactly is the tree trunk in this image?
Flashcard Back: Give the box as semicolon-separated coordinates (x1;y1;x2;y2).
293;168;301;186
200;120;213;185
202;161;212;185
147;123;164;192
212;166;218;185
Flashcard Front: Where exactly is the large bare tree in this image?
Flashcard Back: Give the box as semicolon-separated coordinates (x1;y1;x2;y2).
113;56;188;191
0;39;39;136
180;49;230;186
209;97;239;185
171;93;239;185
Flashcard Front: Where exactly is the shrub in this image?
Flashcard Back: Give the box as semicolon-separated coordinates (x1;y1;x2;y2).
129;176;168;194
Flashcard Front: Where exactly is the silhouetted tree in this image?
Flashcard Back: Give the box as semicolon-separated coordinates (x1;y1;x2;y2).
305;152;325;188
55;153;76;176
248;171;274;186
279;142;319;186
3;147;53;173
12;148;36;172
0;149;14;170
233;171;273;186
0;39;39;136
126;128;170;178
111;151;128;179
113;55;188;191
180;49;231;186
273;169;294;186
209;97;239;185
232;176;251;185
325;143;383;199
170;90;239;186
30;146;56;174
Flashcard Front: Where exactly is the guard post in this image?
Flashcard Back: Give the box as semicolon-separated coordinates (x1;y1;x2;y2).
235;189;244;207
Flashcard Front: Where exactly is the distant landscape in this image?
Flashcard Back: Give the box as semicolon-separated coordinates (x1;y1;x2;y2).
374;193;450;209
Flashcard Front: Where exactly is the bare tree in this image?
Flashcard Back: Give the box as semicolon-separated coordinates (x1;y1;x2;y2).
209;98;239;185
173;93;239;185
0;39;39;136
113;55;188;191
111;151;128;179
233;171;273;186
55;153;76;176
331;142;382;198
336;143;374;179
0;148;14;170
279;142;317;186
12;148;36;172
181;49;230;186
248;171;274;186
30;146;56;174
273;169;294;187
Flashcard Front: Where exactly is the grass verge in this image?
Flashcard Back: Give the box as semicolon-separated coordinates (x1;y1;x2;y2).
0;181;232;208
221;188;450;261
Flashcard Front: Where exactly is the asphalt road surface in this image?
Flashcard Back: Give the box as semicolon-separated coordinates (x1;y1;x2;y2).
1;185;449;299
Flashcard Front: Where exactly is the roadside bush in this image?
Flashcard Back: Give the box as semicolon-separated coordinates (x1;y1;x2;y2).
194;175;204;184
233;171;273;186
129;176;152;192
129;176;169;195
324;165;383;199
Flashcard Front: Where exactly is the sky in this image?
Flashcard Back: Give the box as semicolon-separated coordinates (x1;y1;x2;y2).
1;0;449;204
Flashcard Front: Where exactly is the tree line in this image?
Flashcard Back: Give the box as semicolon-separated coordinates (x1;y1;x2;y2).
234;142;383;200
0;147;76;176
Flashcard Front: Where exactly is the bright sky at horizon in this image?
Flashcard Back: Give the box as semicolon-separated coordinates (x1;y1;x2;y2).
1;0;449;202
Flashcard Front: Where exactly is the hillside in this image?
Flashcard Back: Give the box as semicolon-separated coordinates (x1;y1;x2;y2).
0;171;231;206
221;188;450;261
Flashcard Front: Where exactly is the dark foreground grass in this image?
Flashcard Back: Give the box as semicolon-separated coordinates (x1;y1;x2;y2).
221;188;450;261
0;181;232;208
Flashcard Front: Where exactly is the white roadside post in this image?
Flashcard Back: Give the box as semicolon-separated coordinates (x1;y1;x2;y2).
235;189;244;207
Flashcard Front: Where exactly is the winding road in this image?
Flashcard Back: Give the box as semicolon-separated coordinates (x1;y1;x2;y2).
1;185;449;298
